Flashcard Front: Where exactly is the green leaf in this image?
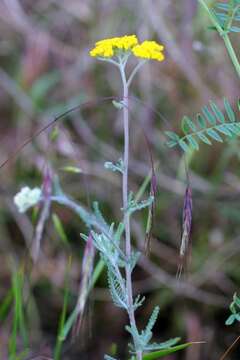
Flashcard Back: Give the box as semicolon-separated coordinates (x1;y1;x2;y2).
60;166;83;174
187;135;199;150
104;159;124;173
140;342;201;360
166;140;178;148
54;257;71;359
143;306;160;338
50;126;59;142
112;100;124;110
233;293;240;308
202;106;216;125
196;114;206;129
197;132;212;145
228;123;240;135
179;139;190;152
52;214;69;246
165;131;179;141
145;338;180;352
217;124;233;136
181;116;196;134
210;101;225;123
0;289;13;321
225;314;236;326
168;98;240;153
224;98;235;122
206;128;223;142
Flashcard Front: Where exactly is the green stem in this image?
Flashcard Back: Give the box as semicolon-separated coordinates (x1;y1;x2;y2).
198;0;240;78
222;33;240;78
198;0;223;33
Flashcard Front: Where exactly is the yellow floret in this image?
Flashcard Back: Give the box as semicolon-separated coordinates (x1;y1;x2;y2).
90;35;138;58
132;41;165;61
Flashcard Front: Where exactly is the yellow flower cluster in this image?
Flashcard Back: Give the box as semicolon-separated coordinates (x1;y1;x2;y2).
90;35;138;58
89;35;165;62
132;41;165;62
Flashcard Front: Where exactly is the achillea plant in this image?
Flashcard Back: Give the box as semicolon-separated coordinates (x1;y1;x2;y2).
90;35;169;360
13;35;198;359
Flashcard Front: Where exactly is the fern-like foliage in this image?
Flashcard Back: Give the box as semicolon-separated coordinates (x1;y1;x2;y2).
214;0;240;33
107;267;128;309
141;306;160;346
226;292;240;325
165;98;240;152
127;306;180;354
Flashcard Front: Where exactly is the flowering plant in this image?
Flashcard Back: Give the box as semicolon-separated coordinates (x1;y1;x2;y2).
13;35;196;359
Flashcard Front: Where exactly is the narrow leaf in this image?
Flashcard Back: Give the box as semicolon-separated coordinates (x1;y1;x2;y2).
224;98;236;122
52;213;69;246
197;132;212;145
210;101;225;123
187;135;199;150
217;124;233;136
141;342;202;360
225;314;236;326
181;116;196;134
165;131;179;141
166;140;178;148
206;129;223;142
60;166;82;174
202;106;216;125
228;123;240;135
196;114;206;129
179;139;190;152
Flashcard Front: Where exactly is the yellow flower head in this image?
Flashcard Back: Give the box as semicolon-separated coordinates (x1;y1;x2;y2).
132;41;165;62
90;35;138;58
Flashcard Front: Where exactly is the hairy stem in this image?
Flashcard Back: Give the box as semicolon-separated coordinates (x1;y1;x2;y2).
120;62;142;360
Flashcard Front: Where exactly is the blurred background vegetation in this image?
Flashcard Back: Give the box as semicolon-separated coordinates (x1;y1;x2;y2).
0;1;240;359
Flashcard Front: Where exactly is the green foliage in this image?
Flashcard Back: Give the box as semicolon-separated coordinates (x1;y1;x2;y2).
107;268;127;309
104;158;124;173
93;201;110;230
226;293;240;325
112;99;124;109
9;269;28;360
126;192;154;215
126;306;180;355
165;98;240;152
60;166;83;174
52;213;69;246
214;1;240;33
140;306;160;349
0;289;13;321
141;342;200;360
54;258;71;360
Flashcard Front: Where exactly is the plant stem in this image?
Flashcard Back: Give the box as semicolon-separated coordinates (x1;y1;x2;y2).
120;62;142;360
198;0;240;78
222;33;240;78
127;60;146;87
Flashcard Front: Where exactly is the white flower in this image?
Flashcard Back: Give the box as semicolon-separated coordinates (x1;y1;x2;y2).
14;186;42;213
